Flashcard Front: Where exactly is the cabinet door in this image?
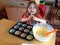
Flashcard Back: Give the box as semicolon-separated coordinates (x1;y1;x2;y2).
6;7;26;22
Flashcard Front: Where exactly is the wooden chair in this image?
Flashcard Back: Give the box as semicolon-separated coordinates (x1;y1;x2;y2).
46;7;58;24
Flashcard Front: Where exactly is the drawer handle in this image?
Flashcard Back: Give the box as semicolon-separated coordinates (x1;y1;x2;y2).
20;3;24;5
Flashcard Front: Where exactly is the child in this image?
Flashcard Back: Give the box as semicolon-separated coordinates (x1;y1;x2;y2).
21;1;46;25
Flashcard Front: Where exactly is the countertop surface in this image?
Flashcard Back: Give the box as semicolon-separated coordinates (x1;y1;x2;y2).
0;19;56;45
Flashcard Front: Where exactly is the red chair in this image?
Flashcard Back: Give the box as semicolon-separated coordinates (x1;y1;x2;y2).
38;4;46;18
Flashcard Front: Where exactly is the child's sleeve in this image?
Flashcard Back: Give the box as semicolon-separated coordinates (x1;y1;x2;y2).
36;14;43;19
21;14;27;19
21;14;28;22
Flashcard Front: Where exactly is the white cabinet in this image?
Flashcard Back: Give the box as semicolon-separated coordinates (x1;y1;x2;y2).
3;0;29;21
6;7;26;22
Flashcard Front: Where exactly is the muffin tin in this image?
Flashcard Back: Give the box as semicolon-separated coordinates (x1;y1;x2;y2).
9;22;34;41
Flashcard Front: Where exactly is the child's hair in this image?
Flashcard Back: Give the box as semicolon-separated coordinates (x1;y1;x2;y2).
23;1;39;17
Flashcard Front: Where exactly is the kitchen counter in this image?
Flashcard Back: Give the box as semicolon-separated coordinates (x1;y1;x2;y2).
0;19;56;45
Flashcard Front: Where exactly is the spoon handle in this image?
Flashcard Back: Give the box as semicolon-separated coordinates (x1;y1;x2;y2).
46;29;57;36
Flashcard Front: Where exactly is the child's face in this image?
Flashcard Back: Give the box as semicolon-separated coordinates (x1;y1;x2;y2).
28;3;37;15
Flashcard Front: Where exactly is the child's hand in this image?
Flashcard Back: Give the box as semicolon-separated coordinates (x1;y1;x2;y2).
33;16;36;20
28;15;33;20
33;16;46;24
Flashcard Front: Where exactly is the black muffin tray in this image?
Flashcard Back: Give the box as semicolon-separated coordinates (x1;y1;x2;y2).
9;22;34;41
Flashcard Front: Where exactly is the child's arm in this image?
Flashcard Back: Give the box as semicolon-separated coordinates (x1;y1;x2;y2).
21;18;28;22
21;15;32;22
21;14;28;22
33;16;46;24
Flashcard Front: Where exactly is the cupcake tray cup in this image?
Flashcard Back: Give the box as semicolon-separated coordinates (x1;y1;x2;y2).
9;22;34;41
